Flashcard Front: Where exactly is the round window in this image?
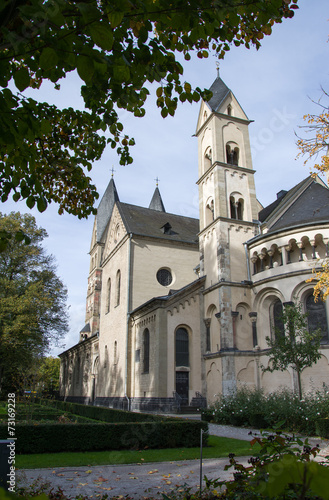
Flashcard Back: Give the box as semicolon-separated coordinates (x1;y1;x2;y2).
156;268;173;287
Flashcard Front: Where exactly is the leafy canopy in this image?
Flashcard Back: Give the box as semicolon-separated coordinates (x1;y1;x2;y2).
0;0;298;218
0;212;68;395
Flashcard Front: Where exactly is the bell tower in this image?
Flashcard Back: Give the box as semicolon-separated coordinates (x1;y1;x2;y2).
196;75;259;395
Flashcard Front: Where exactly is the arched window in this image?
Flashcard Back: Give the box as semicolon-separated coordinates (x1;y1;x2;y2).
143;329;150;373
270;299;284;339
176;328;189;367
115;270;121;306
227;104;232;116
230;196;244;220
106;278;111;313
226;143;239;166
305;293;329;343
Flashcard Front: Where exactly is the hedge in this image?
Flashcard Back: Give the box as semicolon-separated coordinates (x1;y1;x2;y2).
315;418;329;438
39;399;173;423
0;420;208;454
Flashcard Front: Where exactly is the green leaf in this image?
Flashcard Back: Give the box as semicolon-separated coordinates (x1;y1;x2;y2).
39;48;59;71
14;67;30;92
77;55;94;83
40;119;52;135
37;196;48;213
77;2;99;23
107;11;124;29
26;196;35;209
89;24;113;51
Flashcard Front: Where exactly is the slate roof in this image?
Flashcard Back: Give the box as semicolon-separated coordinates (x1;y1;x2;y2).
117;202;199;244
205;76;249;120
270;180;329;232
258;191;288;222
259;176;329;233
149;187;166;212
207;77;231;112
130;276;206;315
80;323;90;333
95;178;119;242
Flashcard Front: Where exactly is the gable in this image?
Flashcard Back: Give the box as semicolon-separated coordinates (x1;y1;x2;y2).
102;204;127;262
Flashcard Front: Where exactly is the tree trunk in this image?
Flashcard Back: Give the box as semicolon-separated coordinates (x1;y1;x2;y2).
297;369;302;400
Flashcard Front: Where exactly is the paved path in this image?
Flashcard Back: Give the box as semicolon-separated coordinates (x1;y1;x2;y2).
16;422;329;499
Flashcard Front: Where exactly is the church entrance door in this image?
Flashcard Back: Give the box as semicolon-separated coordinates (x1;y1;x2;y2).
176;371;189;405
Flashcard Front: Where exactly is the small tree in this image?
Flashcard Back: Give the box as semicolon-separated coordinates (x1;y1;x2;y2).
38;356;60;395
263;303;322;400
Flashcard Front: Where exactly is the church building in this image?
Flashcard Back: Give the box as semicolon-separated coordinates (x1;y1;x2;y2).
59;76;329;412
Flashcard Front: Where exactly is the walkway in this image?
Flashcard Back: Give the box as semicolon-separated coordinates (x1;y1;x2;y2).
16;422;329;499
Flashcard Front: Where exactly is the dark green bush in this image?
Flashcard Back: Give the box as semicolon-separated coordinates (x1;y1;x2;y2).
315;418;329;438
39;399;172;423
0;420;207;454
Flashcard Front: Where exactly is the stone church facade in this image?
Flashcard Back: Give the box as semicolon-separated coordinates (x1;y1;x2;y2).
59;76;329;411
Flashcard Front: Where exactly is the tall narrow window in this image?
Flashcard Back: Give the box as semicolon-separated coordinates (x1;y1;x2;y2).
114;341;117;364
271;299;284;339
106;278;111;313
143;329;150;373
75;357;80;386
116;270;121;306
306;293;329;343
176;328;189;367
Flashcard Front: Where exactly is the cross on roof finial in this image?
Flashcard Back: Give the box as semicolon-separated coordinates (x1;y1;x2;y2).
111;167;116;178
216;61;220;78
155;177;160;187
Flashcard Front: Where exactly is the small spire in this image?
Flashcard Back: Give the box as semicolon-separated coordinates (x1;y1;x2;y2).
111;167;116;178
216;61;220;78
149;186;166;212
155;176;160;187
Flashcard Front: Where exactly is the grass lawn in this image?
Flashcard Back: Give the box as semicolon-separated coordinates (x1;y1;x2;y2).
16;435;256;469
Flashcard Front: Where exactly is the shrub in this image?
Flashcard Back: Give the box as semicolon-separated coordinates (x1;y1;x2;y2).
39;399;172;423
315;418;329;438
204;430;329;499
0;420;208;454
202;386;329;435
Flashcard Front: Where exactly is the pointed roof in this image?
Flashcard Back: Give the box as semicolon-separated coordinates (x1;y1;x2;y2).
207;76;231;112
96;178;119;242
149;187;166;212
259;176;329;233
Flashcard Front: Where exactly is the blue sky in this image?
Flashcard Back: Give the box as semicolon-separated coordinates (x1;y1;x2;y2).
2;0;329;355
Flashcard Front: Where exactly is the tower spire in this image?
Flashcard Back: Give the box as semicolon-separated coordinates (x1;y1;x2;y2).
149;185;166;212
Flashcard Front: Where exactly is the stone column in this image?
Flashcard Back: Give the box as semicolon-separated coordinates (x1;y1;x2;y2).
231;311;239;349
